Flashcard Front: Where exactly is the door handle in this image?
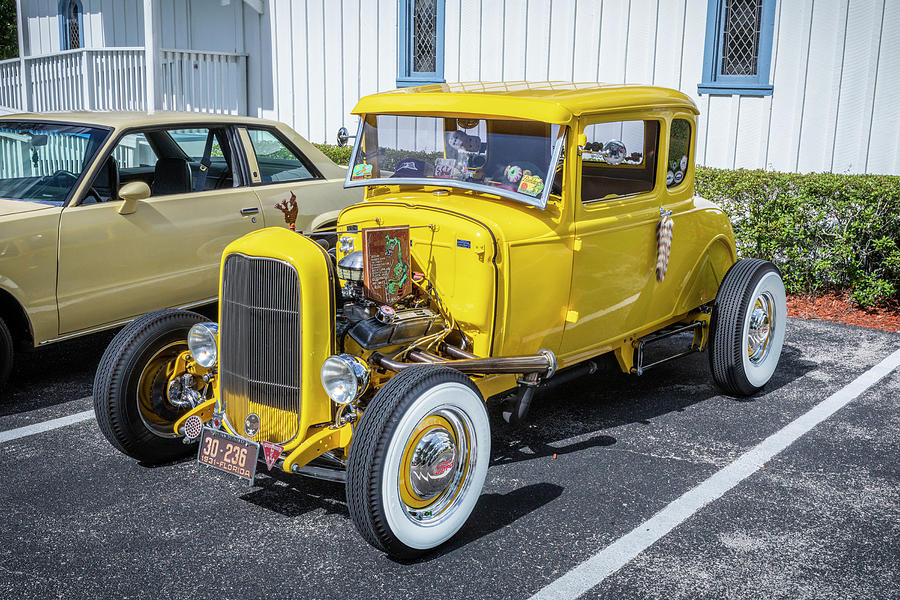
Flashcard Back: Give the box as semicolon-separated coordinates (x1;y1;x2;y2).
240;207;259;215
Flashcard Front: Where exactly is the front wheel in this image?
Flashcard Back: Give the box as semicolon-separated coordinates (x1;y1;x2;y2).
709;259;787;396
346;366;491;559
93;309;207;463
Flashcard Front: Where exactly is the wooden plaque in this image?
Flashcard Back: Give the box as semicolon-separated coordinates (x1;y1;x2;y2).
362;226;412;304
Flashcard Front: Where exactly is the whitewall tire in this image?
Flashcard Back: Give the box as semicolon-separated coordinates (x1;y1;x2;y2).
346;366;491;558
709;259;787;396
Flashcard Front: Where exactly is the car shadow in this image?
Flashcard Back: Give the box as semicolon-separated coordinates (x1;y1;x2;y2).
0;329;117;414
392;482;565;564
487;338;815;467
210;336;816;560
240;469;349;519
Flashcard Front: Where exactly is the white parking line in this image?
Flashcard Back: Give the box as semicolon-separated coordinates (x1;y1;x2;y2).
0;409;95;444
528;346;900;600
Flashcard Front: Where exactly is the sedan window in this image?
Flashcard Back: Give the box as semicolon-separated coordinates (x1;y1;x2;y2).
0;122;109;206
167;128;235;191
246;128;316;183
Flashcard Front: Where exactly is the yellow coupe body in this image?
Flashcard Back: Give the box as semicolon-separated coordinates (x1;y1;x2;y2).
97;83;786;559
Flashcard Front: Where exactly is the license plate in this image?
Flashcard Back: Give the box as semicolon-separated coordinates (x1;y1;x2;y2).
197;427;259;484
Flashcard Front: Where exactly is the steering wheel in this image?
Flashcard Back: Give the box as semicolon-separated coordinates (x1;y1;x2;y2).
45;170;78;186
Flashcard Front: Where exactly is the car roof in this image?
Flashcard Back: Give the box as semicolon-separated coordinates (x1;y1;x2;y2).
0;111;285;130
353;81;699;124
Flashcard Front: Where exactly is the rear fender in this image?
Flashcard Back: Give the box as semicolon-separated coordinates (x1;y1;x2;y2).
674;233;737;315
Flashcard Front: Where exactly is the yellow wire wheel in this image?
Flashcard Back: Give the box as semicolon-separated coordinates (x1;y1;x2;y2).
137;341;189;437
93;309;207;463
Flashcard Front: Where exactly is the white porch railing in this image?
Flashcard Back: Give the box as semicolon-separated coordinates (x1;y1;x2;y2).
0;58;22;111
0;47;247;115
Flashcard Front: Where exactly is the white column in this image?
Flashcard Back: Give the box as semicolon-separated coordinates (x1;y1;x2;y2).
15;0;30;112
143;0;162;112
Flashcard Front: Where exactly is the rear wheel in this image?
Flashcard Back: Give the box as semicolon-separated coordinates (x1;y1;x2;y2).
346;366;491;558
709;259;787;396
0;317;13;391
93;309;207;463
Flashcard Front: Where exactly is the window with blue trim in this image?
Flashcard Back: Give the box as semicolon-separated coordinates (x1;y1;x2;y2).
699;0;775;96
397;0;445;87
58;0;84;50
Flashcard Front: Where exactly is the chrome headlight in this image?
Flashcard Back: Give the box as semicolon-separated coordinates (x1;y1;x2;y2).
187;322;219;368
320;354;370;405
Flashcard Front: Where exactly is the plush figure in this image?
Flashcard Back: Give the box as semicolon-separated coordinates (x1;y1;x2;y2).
504;165;524;183
448;130;482;153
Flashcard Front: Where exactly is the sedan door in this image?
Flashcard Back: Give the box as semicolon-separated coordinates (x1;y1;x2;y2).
56;125;263;335
237;126;345;238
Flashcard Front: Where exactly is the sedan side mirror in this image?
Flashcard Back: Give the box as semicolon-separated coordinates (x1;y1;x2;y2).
118;181;151;215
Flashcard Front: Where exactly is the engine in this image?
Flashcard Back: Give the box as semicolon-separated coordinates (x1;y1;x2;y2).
334;247;451;355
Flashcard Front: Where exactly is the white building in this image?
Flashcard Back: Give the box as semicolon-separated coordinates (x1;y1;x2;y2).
2;0;897;175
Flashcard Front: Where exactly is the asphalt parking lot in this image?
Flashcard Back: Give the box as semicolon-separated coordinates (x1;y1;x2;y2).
1;318;898;600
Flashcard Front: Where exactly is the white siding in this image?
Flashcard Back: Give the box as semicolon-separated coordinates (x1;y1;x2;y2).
22;0;241;54
246;0;894;175
16;0;898;175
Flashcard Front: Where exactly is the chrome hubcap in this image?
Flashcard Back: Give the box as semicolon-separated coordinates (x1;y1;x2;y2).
747;292;775;364
409;428;458;500
399;405;476;526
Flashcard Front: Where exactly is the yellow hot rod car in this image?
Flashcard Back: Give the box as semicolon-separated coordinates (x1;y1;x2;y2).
94;82;786;558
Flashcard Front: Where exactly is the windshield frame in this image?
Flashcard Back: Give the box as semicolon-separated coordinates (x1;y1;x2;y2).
343;116;566;209
0;118;113;207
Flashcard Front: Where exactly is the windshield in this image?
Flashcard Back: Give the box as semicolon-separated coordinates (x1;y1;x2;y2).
0;121;110;206
346;115;564;208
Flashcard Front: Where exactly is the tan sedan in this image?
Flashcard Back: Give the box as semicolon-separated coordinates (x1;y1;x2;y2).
0;112;361;390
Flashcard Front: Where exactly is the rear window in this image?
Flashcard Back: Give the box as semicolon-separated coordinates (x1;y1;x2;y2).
666;119;691;188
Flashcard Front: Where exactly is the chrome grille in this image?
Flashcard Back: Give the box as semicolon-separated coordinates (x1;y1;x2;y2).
220;254;302;444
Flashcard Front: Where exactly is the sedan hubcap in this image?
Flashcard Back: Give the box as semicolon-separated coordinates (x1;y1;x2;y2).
747;292;775;364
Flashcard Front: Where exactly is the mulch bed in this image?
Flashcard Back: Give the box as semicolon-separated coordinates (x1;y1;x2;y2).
787;292;900;333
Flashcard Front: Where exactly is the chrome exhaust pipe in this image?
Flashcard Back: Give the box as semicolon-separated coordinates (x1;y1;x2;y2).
372;347;557;377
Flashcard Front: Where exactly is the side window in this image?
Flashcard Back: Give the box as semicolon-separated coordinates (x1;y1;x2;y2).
580;120;659;203
82;132;157;204
112;133;157;169
666;119;692;188
168;128;234;191
246;129;315;184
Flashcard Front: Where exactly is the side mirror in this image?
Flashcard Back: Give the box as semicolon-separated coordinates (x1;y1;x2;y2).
117;181;150;215
336;126;356;148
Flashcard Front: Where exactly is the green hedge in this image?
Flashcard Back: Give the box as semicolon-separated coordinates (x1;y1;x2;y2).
695;167;900;307
314;143;353;166
315;143;900;307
